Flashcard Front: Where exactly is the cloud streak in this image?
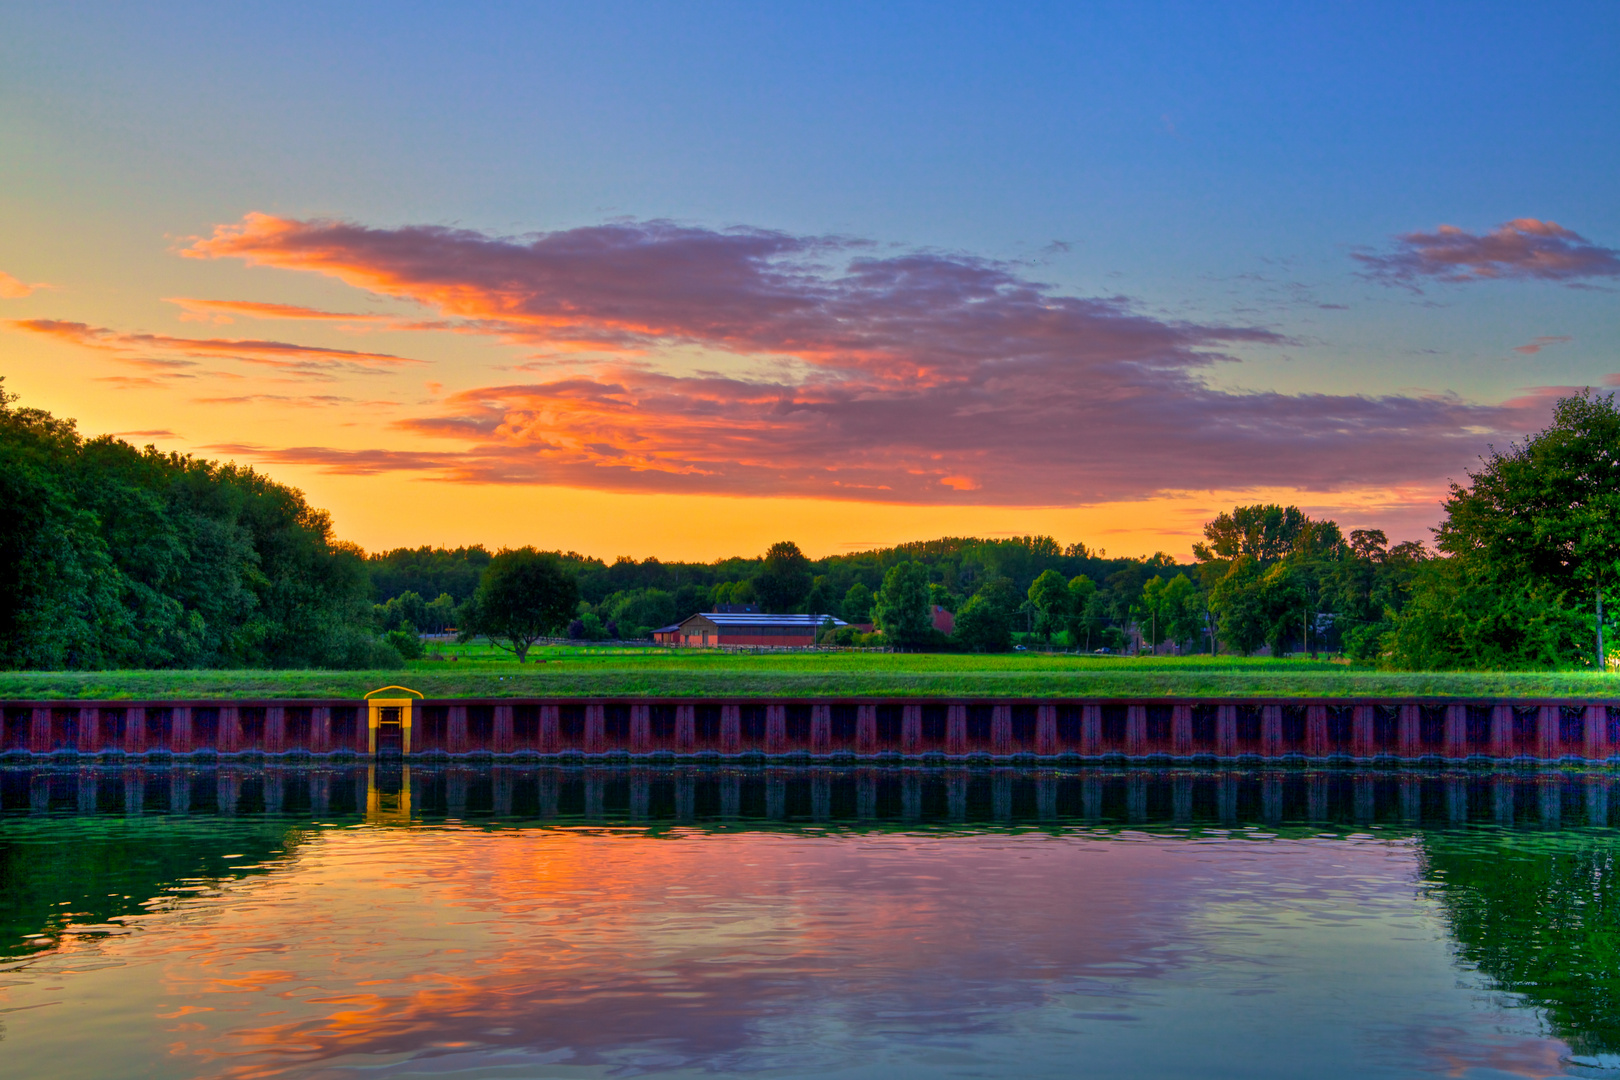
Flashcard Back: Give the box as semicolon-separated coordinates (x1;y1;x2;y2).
184;213;1539;505
165;297;396;323
7;318;423;379
1355;219;1620;288
1512;335;1573;356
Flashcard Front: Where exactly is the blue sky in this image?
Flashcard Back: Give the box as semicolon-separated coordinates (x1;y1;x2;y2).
2;1;1617;557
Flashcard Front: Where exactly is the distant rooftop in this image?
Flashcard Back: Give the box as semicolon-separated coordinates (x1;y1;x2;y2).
682;612;848;628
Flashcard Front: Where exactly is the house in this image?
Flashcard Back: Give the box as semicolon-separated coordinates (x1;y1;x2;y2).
932;605;955;635
668;611;847;647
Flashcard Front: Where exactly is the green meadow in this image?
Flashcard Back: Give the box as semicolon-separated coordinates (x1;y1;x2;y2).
1;646;1616;700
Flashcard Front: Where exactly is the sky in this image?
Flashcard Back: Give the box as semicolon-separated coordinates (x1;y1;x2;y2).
2;1;1617;562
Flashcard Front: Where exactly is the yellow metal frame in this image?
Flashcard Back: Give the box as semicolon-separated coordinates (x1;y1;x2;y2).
364;685;423;755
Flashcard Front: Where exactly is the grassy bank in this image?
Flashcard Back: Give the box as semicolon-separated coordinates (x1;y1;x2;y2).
1;648;1617;700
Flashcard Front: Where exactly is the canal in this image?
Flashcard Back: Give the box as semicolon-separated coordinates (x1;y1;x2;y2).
3;765;1617;1077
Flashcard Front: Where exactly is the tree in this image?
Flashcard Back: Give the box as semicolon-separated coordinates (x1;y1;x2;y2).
842;582;873;624
462;548;580;662
1324;530;1427;661
1391;389;1620;670
1027;569;1071;643
602;587;677;638
1135;573;1203;650
1196;504;1345;656
1064;574;1101;650
803;575;836;618
872;561;933;647
754;540;813;613
953;578;1019;652
0;380;391;671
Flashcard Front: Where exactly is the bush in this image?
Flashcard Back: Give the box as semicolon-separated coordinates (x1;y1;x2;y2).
321;627;405;669
384;629;424;660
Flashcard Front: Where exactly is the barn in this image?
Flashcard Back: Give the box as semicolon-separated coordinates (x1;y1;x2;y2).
667;611;847;647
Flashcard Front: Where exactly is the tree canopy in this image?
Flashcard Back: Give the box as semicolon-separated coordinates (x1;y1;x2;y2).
460;548;580;662
872;562;934;647
0;379;391;670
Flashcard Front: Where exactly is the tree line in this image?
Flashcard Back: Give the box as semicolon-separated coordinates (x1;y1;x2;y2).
5;378;1619;670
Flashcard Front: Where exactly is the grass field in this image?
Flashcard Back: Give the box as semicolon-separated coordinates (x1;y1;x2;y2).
1;645;1618;700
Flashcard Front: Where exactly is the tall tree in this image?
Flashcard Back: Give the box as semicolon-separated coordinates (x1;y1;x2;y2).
754;540;813;613
462;548;580;662
872;561;933;647
1027;569;1071;643
953;578;1019;652
842;582;873;624
1064;575;1102;651
1395;390;1620;669
1196;504;1344;656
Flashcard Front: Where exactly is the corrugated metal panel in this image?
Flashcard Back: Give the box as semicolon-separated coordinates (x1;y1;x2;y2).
694;613;847;628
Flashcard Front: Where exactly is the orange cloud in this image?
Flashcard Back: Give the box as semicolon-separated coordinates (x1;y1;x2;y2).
165;297;395;323
7;318;424;379
180;213;1542;506
0;270;44;298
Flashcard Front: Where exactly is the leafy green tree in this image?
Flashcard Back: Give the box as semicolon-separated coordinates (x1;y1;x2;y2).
672;582;709;618
1064;574;1101;650
1324;530;1427;660
462;548;580;662
709;579;756;608
603;587;677;638
367;545;491;605
953;578;1019;652
384;628;424;660
872;561;933;647
423;593;458;634
803;576;836;618
1027;569;1071;643
842;582;873;624
0;380;386;670
1390;390;1620;670
754;540;813;613
1196;504;1344;656
1135;573;1203;650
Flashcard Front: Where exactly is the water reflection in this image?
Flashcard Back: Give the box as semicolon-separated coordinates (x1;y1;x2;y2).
2;765;1618;1078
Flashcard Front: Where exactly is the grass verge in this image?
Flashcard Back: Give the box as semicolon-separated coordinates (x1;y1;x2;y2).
1;649;1617;700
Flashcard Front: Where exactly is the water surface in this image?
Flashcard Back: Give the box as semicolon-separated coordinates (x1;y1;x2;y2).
3;766;1618;1078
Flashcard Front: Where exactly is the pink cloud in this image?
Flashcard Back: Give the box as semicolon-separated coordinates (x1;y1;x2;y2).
1512;335;1573;355
1355;219;1620;287
165;297;394;323
0;271;46;298
7;318;423;379
183;213;1545;505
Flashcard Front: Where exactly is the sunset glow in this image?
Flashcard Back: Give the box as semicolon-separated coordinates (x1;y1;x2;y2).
3;5;1615;560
